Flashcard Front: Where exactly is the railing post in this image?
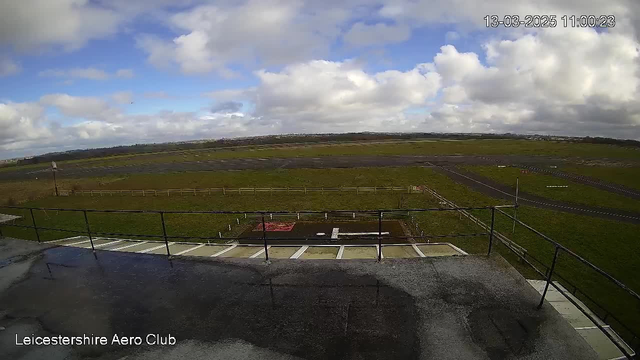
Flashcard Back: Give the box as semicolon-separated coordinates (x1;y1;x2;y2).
29;208;40;243
538;246;561;309
83;210;95;252
487;207;495;256
160;212;171;257
378;211;382;261
262;214;269;262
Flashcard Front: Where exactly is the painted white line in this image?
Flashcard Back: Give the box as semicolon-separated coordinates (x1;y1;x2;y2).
138;243;174;254
211;245;237;257
412;244;426;258
175;244;205;256
112;241;147;251
376;245;384;259
250;246;269;258
290;246;308;259
331;228;339;239
94;240;123;248
336;245;345;259
46;235;84;243
66;239;91;247
448;243;469;255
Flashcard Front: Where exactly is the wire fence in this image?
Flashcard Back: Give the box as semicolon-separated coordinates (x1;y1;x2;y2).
59;186;422;197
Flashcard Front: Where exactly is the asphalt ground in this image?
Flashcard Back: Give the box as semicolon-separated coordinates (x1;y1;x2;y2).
0;238;598;360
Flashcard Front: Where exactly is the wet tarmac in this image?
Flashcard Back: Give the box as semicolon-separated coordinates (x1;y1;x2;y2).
0;239;598;360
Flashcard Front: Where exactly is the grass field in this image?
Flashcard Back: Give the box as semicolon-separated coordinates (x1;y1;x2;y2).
3;138;640;174
462;165;640;213
562;165;640;191
1;165;639;343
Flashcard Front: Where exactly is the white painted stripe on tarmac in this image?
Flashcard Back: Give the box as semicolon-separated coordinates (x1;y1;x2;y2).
112;241;147;251
250;246;269;258
211;245;237;257
66;239;91;246
94;240;123;248
175;244;205;256
290;246;308;259
138;243;174;254
47;236;84;243
336;246;345;259
412;244;426;257
376;245;384;259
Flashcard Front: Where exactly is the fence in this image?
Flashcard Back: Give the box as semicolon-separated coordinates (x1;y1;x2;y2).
59;186;420;197
0;203;637;358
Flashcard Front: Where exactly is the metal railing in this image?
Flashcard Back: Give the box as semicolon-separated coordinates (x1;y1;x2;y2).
0;203;637;358
492;207;639;359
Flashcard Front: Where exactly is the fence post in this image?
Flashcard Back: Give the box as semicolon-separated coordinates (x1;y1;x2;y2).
160;212;171;257
29;208;41;243
378;211;383;261
83;210;95;252
538;246;561;309
262;214;269;262
487;207;496;256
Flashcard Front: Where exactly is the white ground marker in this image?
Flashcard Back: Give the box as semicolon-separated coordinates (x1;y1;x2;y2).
448;243;469;255
211;245;237;257
376;245;384;259
94;239;123;248
46;235;84;243
112;241;148;251
249;246;269;258
174;244;205;256
331;228;339;239
336;246;345;259
66;239;91;247
412;244;426;258
138;243;174;254
290;246;308;259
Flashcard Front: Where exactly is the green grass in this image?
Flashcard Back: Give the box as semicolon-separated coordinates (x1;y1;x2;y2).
563;165;640;191
3;139;640;174
462;165;640;213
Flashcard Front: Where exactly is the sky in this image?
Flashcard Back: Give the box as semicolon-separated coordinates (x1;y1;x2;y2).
0;0;639;159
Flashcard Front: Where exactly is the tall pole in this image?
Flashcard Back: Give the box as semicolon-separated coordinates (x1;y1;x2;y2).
538;246;561;309
487;207;495;256
51;161;59;197
512;177;519;233
160;212;171;257
83;210;95;252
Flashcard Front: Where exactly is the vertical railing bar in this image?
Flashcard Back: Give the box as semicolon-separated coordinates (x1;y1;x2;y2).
160;212;170;258
83;210;95;252
30;208;41;243
487;207;495;255
262;214;269;262
538;246;561;309
378;210;382;261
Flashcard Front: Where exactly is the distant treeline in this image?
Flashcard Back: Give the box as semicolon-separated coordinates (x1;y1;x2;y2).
13;132;639;166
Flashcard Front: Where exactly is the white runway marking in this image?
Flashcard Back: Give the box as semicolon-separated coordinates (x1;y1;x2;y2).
175;244;205;256
211;245;236;257
112;241;147;251
138;243;174;254
290;246;308;259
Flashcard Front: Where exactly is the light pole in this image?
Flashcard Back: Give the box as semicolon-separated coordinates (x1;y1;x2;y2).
51;161;59;196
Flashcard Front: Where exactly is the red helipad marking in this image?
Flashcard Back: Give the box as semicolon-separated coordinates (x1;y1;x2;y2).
253;222;295;232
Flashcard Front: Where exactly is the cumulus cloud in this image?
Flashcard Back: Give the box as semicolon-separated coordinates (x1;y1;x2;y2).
211;101;243;113
136;0;365;75
111;91;134;105
115;69;135;78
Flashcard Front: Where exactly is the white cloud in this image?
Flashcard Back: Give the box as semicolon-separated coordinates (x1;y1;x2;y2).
0;57;21;77
136;0;365;75
115;69;135;78
0;0;120;51
39;67;135;81
111;91;133;105
40;94;112;118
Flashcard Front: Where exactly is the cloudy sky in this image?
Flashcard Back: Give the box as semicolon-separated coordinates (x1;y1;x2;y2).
1;0;639;159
